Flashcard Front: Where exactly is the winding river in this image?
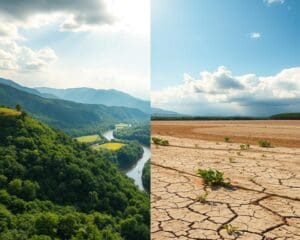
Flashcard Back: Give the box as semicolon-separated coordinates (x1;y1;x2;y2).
102;129;150;191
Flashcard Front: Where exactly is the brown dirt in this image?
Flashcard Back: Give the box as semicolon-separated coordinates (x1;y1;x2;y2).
151;121;300;240
152;120;300;148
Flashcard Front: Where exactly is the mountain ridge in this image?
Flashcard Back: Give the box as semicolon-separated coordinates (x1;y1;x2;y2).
0;83;149;136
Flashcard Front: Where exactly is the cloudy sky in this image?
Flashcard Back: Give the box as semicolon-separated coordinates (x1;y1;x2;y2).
0;0;150;99
152;0;300;116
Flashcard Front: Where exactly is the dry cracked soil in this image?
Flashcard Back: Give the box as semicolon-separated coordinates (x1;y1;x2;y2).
151;121;300;240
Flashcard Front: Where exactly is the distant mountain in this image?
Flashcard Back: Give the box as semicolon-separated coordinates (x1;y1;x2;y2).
36;87;150;113
0;83;149;136
151;107;181;116
0;77;57;99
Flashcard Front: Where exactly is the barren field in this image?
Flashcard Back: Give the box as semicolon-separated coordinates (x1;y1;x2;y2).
152;120;300;148
151;121;300;240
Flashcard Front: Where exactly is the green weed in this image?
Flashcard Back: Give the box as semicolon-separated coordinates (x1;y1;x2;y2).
152;137;169;146
197;169;231;186
258;140;271;148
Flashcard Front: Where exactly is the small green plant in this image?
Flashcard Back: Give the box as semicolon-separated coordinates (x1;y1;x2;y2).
240;144;250;150
224;136;230;142
197;169;231;186
229;157;235;163
152;137;169;146
258;140;271;148
223;224;239;236
196;192;208;203
237;151;242;156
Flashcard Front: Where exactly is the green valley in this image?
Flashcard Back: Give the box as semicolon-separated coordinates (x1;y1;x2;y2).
0;83;148;136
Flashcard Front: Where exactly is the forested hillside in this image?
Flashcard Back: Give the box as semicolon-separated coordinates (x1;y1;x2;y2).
0;107;149;239
113;124;150;146
0;83;148;136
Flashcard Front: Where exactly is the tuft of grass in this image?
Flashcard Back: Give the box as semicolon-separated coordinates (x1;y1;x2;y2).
197;169;231;186
240;144;250;150
92;142;125;151
224;136;230;142
152;137;169;146
258;140;272;148
223;224;239;236
196;193;208;203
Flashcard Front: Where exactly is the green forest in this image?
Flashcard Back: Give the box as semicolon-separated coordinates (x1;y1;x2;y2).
113;124;150;146
0;107;149;240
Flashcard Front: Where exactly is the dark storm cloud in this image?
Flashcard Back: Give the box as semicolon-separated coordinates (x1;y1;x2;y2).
0;0;115;30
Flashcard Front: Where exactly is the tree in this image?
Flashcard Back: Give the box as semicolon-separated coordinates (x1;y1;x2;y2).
15;104;22;112
35;213;58;237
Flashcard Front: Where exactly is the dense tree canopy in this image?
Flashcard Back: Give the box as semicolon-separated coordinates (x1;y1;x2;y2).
0;108;149;239
113;124;150;146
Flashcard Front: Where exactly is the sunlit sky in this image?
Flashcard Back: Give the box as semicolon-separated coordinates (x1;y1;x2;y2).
152;0;300;116
0;0;150;100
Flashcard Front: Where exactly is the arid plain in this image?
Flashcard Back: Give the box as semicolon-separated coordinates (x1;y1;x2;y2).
151;120;300;240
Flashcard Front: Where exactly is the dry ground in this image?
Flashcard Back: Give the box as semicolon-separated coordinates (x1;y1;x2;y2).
151;120;300;240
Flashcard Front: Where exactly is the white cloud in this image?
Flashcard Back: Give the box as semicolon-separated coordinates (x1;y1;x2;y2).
264;0;285;5
152;66;300;116
0;40;57;72
0;0;149;98
250;32;261;39
0;0;149;37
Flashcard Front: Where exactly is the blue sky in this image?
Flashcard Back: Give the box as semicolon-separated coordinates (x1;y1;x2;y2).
0;0;150;99
151;0;300;116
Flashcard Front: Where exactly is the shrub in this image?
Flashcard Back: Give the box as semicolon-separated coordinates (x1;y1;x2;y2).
197;169;231;186
151;137;169;146
258;140;271;148
240;144;250;150
224;137;230;142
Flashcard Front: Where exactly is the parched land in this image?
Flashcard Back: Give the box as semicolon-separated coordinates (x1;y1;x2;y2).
151;120;300;240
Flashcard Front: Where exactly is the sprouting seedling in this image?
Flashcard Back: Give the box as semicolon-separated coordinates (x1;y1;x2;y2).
224;136;230;142
197;169;231;187
223;224;239;236
196;192;208;203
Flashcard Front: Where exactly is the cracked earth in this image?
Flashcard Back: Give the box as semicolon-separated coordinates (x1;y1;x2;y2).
151;121;300;240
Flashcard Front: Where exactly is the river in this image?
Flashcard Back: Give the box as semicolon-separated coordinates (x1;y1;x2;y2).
102;129;150;191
